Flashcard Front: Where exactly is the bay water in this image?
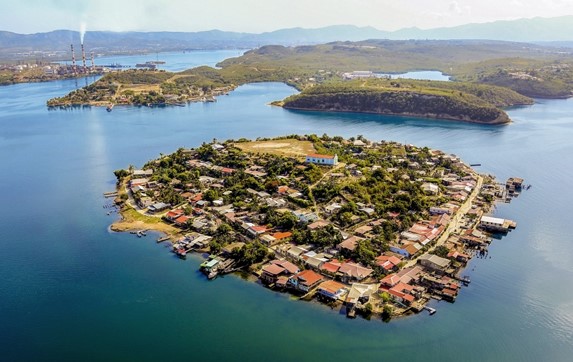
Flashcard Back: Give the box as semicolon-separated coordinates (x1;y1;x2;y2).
1;52;572;361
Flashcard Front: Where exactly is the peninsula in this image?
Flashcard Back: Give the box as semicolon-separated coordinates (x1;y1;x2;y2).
111;135;519;320
279;78;532;124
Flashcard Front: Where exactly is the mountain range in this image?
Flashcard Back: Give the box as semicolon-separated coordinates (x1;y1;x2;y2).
2;16;573;59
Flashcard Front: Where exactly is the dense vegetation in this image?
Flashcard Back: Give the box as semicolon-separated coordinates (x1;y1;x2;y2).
282;79;532;124
124;134;476;273
219;40;573;98
48;39;573;108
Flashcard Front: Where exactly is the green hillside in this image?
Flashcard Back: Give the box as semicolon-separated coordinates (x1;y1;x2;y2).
281;79;533;124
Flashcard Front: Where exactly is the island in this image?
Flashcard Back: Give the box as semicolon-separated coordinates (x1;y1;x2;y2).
110;135;520;320
279;78;532;124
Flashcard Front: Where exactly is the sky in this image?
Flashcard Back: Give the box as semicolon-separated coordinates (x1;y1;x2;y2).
2;0;573;34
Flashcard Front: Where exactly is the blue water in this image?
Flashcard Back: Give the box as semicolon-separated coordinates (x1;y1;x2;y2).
67;49;247;71
1;52;573;361
376;70;451;81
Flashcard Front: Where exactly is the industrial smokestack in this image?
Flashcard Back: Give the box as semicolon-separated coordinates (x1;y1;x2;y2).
70;44;76;75
81;43;87;73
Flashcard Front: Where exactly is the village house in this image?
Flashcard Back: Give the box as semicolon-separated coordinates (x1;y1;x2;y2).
345;283;378;307
320;260;342;275
387;282;418;306
479;216;517;232
271;259;300;275
338;262;373;283
317;280;347;301
418;253;451;273
286;245;309;260
305;153;338;166
421;182;440;195
260;263;288;285
148;202;170;213
132;169;153;178
307;220;331;230
337;235;364;254
447;250;470;263
390;242;422;258
288;269;324;293
375;254;402;272
165;209;185;221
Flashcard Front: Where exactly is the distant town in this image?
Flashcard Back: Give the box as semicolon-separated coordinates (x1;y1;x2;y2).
110;135;519;320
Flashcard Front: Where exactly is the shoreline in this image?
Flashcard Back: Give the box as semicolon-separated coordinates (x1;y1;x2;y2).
282;105;512;125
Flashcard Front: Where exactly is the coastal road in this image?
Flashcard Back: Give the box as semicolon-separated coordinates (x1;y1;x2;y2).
405;174;484;268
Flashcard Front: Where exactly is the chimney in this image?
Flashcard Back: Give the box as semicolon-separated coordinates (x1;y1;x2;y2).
70;44;76;74
81;43;87;73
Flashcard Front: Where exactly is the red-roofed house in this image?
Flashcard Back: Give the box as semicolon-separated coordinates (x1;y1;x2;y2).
271;259;300;275
320;260;342;275
288;270;324;292
261;263;288;285
388;282;416;306
165;209;185;221
380;273;401;288
174;215;192;227
375;255;402;271
247;225;267;238
271;231;292;242
447;250;470;263
221;167;235;175
317;280;347;300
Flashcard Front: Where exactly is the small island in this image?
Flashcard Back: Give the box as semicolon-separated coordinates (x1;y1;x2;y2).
47;67;238;108
110;135;520;320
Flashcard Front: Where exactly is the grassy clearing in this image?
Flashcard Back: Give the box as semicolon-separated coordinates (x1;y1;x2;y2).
235;139;316;159
111;206;180;235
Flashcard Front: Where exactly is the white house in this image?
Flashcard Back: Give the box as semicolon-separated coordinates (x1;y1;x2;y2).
480;216;516;232
305;153;338;166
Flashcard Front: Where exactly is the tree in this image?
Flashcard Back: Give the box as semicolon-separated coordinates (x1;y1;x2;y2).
113;169;130;182
433;245;449;258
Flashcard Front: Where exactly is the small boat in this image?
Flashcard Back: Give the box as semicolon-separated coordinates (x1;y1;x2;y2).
106;104;114;112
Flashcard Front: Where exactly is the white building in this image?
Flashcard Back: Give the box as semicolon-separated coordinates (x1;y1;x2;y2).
480;216;516;232
306;153;338;166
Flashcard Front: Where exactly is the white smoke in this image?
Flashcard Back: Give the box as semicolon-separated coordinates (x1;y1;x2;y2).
80;22;87;44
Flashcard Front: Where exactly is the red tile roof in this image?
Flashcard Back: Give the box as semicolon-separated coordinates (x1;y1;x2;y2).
381;273;401;287
271;260;299;274
320;260;342;274
174;215;191;224
262;264;286;276
271;232;292;240
318;280;346;295
295;270;323;287
250;225;267;233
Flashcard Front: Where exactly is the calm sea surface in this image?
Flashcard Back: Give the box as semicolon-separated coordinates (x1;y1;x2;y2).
1;52;572;361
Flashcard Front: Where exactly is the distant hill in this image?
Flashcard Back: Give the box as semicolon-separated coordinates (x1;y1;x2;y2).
2;16;573;60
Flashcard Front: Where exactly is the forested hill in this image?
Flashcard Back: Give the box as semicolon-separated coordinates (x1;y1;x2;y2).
281;79;533;125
